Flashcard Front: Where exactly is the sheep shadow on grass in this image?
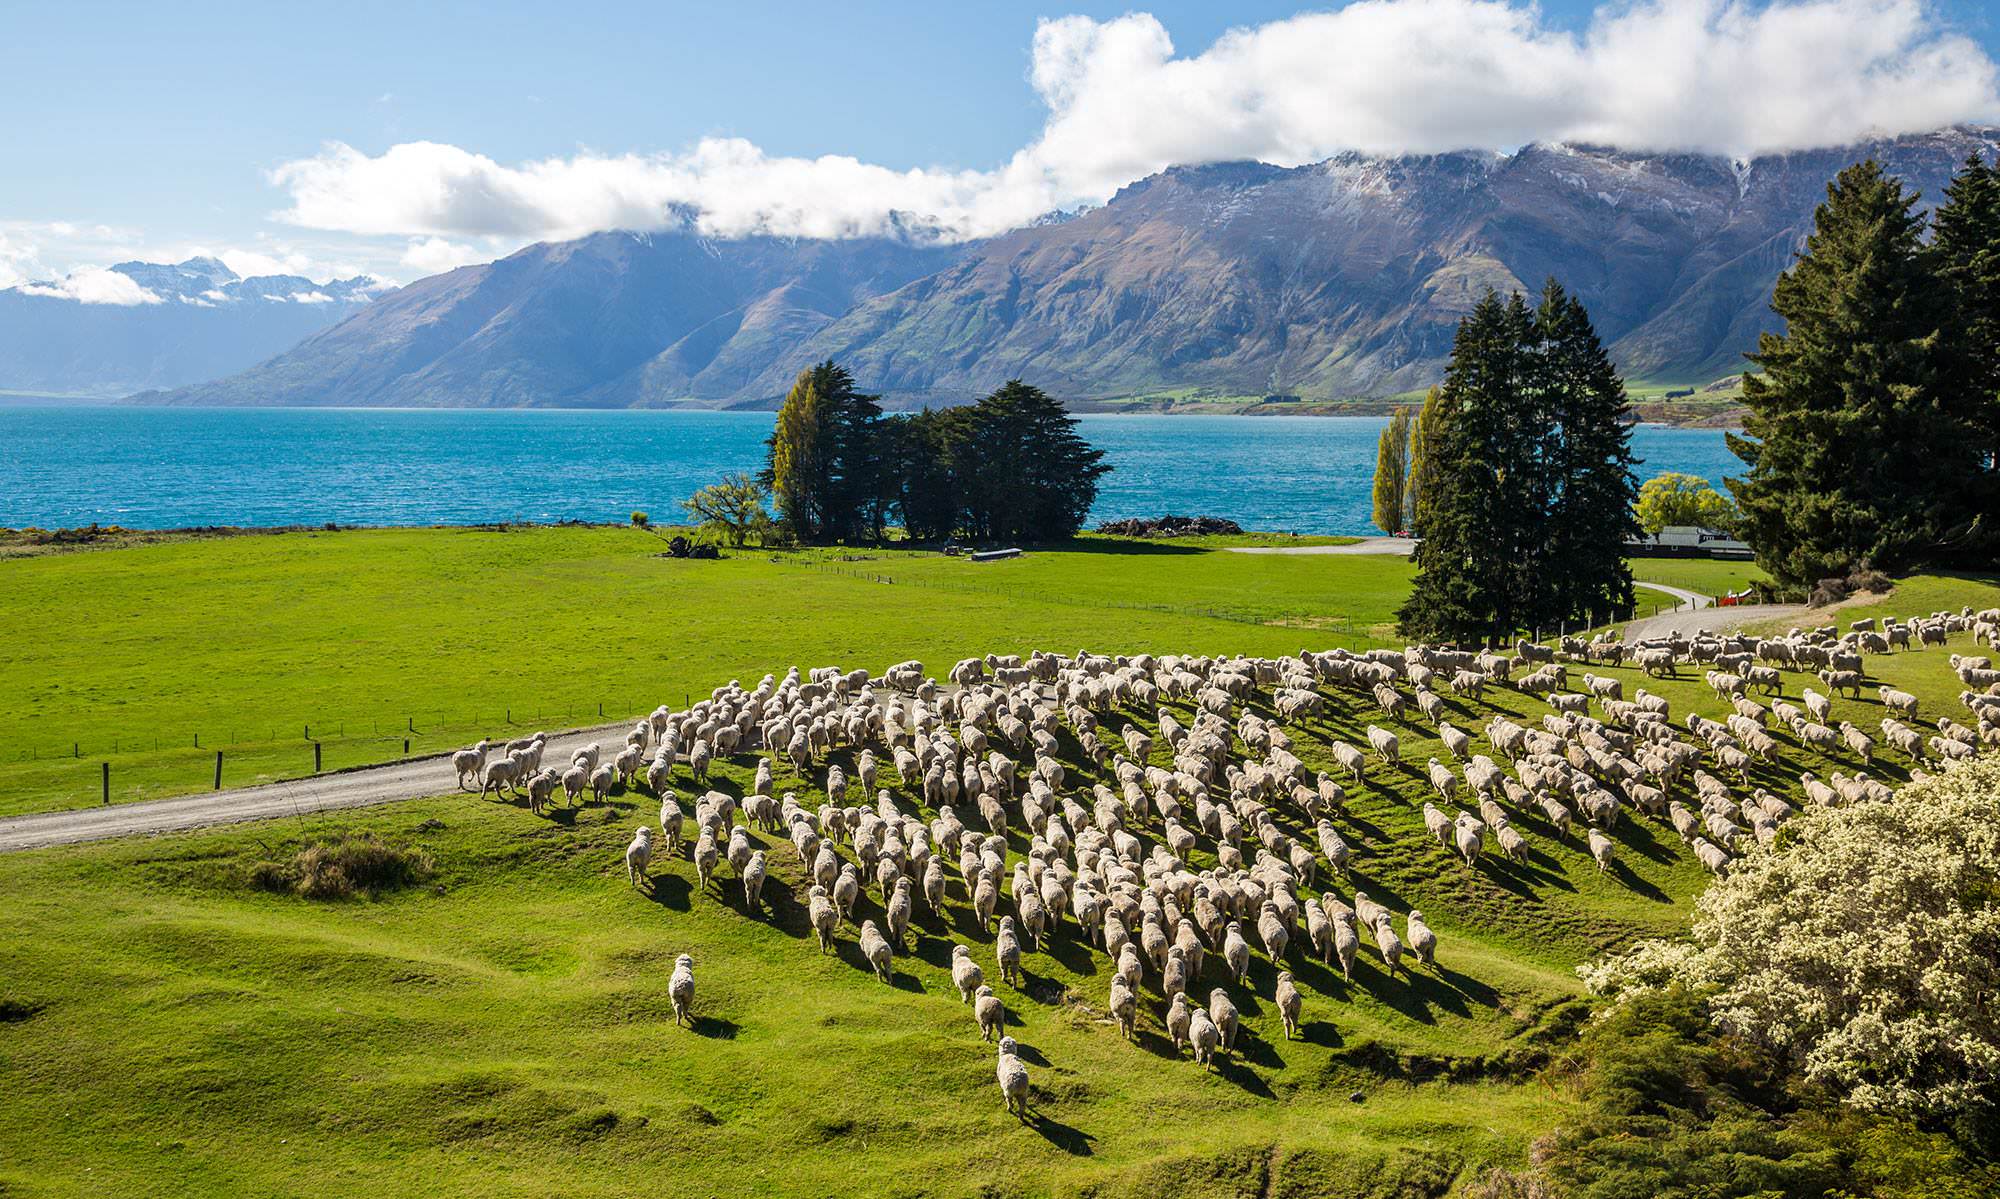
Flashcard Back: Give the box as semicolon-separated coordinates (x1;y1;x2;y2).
1025;1111;1096;1155
637;870;694;912
691;1016;739;1039
1211;1055;1276;1098
1606;858;1672;903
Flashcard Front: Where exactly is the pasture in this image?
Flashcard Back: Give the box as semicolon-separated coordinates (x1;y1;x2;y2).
0;527;1996;1196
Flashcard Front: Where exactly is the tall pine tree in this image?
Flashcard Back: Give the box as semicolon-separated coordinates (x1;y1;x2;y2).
1728;160;1985;586
962;380;1109;541
1398;291;1537;643
1931;152;2000;532
1536;280;1638;629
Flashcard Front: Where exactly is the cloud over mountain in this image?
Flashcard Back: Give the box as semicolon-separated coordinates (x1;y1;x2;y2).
271;0;2000;247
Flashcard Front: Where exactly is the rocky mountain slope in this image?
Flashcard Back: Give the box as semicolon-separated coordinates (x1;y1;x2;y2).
153;126;2000;408
0;258;377;397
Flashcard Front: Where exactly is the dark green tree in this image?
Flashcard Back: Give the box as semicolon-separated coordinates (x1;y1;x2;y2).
1727;161;1987;586
761;360;885;544
883;407;970;542
1535;279;1639;629
1398;290;1538;643
961;380;1109;542
1931;152;2000;524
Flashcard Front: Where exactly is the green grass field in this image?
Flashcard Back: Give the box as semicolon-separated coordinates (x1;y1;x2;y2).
1627;557;1769;598
2;530;1996;1197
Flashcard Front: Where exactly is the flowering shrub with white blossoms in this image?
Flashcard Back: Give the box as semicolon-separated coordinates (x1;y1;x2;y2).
1582;755;2000;1119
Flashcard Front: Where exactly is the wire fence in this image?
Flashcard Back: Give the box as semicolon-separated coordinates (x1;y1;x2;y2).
8;696;665;765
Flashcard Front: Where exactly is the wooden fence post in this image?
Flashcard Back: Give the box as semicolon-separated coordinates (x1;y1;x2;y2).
214;751;223;791
101;761;110;805
313;742;323;774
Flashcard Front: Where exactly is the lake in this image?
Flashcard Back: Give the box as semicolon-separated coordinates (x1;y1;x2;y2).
0;406;1741;536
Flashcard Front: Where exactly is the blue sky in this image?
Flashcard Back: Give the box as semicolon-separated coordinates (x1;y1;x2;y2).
5;1;1998;290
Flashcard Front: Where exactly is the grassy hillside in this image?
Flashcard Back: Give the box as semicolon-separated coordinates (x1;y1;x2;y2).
0;528;1410;817
1;529;1995;1196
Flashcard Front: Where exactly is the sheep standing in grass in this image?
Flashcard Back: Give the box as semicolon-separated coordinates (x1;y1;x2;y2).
669;954;695;1025
694;831;718;892
590;765;617;804
974;985;1004;1041
1275;970;1302;1039
951;944;985;1000
1109;976;1138;1040
1209;988;1240;1055
996;1036;1031;1116
858;920;894;982
659;797;684;856
886;877;913;949
742;850;767;914
1189;1007;1221;1068
1166;992;1193;1055
625;826;653;887
996;916;1024;987
809;884;837;953
480;757;521;799
1587;829;1615;872
1375;918;1405;975
1222;921;1250;984
1406;911;1437;969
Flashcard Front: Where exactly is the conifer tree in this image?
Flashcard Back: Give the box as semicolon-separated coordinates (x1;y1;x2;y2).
1536;280;1638;629
1728;161;1985;586
962;380;1109;541
1398;291;1535;643
764;367;826;541
1931;152;2000;525
1371;406;1413;534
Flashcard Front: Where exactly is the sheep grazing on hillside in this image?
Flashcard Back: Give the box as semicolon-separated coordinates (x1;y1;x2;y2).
1587;829;1616;872
996;916;1024;986
1209;988;1241;1055
939;946;980;1003
1879;686;1919;718
1188;1007;1221;1068
590;765;617;804
693;831;719;893
995;1036;1031;1116
1366;725;1400;765
624;826;653;887
668;954;695;1026
479;756;521;799
858;920;894;983
1375;917;1406;975
1166;993;1193;1055
1222;921;1251;983
1109;976;1138;1040
973;984;1006;1042
1275;970;1303;1039
1406;910;1438;968
809;885;838;953
742;850;768;914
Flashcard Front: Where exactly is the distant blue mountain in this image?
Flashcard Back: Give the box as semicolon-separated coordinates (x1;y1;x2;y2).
0;257;381;397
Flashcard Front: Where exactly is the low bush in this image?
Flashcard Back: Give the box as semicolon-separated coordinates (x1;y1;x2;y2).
248;833;434;900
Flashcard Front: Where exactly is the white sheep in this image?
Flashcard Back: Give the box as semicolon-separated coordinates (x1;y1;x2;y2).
974;984;1005;1041
996;1036;1030;1116
1406;910;1437;968
1275;970;1302;1039
624;826;653;887
668;953;695;1025
1208;988;1240;1055
858;919;894;983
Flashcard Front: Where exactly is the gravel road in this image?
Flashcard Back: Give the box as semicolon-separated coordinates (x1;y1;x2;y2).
0;720;636;853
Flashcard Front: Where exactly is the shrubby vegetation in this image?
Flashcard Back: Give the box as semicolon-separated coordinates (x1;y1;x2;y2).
248;832;434;900
1731;156;2000;587
763;362;1109;545
1587;756;2000;1124
1398;280;1638;641
1548;758;2000;1193
1634;472;1738;535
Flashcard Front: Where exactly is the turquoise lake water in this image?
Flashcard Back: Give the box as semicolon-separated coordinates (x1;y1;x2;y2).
0;406;1741;535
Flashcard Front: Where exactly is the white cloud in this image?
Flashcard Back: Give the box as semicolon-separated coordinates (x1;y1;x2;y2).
266;0;2000;248
19;267;163;305
291;290;335;303
400;236;489;274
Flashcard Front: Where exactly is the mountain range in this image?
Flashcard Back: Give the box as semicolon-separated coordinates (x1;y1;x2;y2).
120;126;2000;408
0;258;378;397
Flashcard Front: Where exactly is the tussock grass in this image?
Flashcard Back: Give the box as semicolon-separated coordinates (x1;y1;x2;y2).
246;832;434;900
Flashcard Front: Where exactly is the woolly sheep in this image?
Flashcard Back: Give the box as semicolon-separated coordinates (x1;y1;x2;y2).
1209;988;1240;1054
858;919;894;983
1275;970;1302;1039
996;916;1023;986
974;984;1005;1041
995;1036;1030;1116
951;944;984;1000
809;884;838;953
1406;910;1437;968
668;953;695;1025
625;826;653;887
1586;829;1615;872
1166;992;1193;1055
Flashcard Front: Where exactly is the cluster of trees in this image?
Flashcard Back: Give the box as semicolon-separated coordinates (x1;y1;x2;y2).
755;363;1109;546
1730;155;2000;587
1392;280;1639;642
674;363;1111;547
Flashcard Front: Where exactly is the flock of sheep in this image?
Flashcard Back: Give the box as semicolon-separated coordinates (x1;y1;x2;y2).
455;605;2000;1115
